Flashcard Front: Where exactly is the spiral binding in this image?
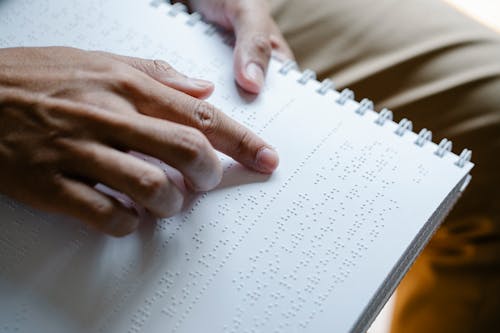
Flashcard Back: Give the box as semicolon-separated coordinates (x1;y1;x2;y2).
375;108;393;126
395;118;413;136
150;0;472;169
337;89;354;105
317;79;335;95
279;60;298;75
298;69;316;85
435;139;453;158
276;63;472;168
152;0;218;33
356;99;374;116
168;2;187;16
415;129;432;147
456;149;472;168
186;12;202;26
150;0;164;8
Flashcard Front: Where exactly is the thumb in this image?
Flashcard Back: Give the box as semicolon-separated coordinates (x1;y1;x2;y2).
229;3;274;94
93;51;214;99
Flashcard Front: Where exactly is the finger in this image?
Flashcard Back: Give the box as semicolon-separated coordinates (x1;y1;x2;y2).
133;86;279;174
61;142;184;217
50;175;139;237
87;63;279;174
55;90;138;116
93;51;214;99
36;97;223;192
101;113;224;191
227;1;274;94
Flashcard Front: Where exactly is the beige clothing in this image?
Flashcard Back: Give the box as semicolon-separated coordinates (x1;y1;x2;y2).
269;0;500;332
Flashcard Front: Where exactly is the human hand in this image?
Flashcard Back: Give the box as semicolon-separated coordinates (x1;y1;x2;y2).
0;47;279;236
180;0;294;94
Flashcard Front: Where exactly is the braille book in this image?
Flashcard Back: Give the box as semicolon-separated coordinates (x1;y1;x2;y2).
0;1;474;332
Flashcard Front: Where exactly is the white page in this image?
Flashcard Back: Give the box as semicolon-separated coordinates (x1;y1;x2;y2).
0;1;473;332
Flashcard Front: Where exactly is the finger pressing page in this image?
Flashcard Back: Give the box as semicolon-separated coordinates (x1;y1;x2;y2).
50;176;139;237
196;103;280;174
104;113;223;192
92;51;214;99
60;141;184;218
137;88;279;174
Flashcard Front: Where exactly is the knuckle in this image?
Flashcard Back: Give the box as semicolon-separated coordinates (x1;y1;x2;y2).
90;198;116;222
192;100;220;135
235;129;253;157
28;149;55;169
63;141;96;163
47;130;73;148
177;127;210;164
106;63;141;92
114;71;137;91
27;140;69;171
177;127;222;191
151;59;174;75
227;2;245;20
102;59;127;77
50;173;68;197
252;35;272;58
136;169;168;201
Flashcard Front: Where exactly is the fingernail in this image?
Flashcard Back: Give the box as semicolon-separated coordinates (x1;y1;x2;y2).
246;62;265;87
188;78;213;90
162;76;213;91
256;147;279;173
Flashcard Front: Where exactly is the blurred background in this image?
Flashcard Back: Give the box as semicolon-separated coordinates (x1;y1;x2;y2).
368;1;500;332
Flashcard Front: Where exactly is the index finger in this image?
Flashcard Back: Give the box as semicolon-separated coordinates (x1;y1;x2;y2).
187;98;280;174
135;82;279;174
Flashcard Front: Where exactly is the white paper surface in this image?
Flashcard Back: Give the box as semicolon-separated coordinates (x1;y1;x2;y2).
0;1;473;332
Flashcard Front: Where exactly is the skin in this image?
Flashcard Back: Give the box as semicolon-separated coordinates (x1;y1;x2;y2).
0;0;294;236
184;0;294;93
